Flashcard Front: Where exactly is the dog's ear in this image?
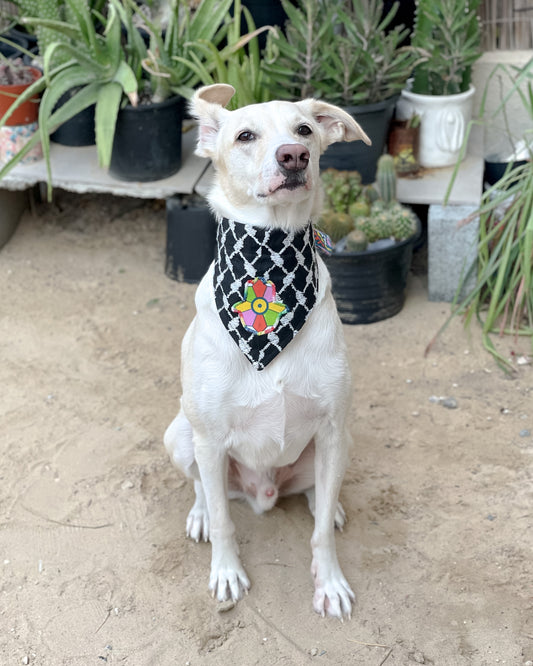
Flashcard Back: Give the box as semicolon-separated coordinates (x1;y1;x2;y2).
298;99;372;149
190;84;236;158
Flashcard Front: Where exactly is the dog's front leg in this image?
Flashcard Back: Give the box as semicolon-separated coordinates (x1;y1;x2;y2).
195;437;251;602
311;423;354;619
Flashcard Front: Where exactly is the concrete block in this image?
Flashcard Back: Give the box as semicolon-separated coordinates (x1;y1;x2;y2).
428;204;479;302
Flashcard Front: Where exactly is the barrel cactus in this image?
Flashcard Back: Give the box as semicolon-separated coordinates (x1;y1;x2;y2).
318;164;417;250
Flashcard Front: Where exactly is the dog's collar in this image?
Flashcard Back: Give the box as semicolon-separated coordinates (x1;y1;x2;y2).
213;218;319;371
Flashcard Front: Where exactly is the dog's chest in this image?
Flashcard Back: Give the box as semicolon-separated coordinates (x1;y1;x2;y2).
225;386;323;469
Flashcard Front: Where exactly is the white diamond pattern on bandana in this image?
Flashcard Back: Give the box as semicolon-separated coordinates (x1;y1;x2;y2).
214;218;319;371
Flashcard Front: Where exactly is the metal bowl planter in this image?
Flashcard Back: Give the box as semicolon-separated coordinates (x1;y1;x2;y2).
324;215;421;324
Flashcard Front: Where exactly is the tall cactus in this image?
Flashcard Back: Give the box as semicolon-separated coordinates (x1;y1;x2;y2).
376;154;396;204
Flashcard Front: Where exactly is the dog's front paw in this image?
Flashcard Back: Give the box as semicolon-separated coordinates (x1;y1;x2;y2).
311;560;355;619
186;505;209;543
209;553;251;602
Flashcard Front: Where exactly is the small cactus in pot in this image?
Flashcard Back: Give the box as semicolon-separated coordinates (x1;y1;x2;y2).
317;160;418;252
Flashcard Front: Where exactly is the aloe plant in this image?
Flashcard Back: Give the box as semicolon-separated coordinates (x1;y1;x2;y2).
0;0;231;198
411;0;482;96
0;0;138;198
125;0;233;102
173;0;274;108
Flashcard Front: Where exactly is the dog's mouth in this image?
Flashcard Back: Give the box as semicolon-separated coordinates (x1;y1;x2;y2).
258;174;308;198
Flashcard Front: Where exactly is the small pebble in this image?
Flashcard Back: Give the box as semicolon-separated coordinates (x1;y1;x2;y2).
22;657;29;665
524;661;533;666
442;397;458;410
121;480;134;490
406;379;413;384
486;514;496;521
310;648;319;657
217;600;236;613
519;429;531;438
411;651;426;664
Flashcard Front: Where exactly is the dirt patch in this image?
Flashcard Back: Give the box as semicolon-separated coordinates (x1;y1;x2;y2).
0;192;531;665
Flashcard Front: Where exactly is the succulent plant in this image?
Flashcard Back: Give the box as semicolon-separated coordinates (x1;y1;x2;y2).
0;58;34;86
410;0;482;96
318;210;355;244
345;228;368;252
317;163;418;251
376;154;396;204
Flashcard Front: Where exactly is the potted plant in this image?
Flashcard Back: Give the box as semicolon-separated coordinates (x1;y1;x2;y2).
396;0;482;168
0;0;232;194
174;0;275;109
0;56;43;164
427;58;533;373
263;0;421;183
387;112;420;174
317;155;420;324
165;0;274;285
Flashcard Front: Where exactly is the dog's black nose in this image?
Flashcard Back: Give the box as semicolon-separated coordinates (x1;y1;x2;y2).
276;143;310;171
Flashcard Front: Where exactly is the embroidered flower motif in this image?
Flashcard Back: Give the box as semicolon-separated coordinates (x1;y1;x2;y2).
232;277;288;335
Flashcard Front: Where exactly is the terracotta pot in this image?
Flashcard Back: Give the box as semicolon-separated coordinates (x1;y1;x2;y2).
388;120;420;174
0;66;42;126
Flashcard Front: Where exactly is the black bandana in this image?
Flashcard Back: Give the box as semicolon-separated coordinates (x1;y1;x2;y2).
213;218;319;370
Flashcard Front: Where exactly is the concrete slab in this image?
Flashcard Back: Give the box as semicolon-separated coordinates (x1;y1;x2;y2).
396;155;484;206
1;123;209;199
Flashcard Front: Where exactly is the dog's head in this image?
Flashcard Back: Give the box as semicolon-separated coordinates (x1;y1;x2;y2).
190;85;371;224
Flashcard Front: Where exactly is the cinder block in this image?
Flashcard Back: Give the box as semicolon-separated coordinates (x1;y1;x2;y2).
428;204;479;302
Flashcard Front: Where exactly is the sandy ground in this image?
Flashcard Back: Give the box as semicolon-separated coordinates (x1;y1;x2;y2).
0;192;532;666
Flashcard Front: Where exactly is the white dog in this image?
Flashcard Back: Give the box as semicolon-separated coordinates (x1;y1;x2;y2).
164;84;370;619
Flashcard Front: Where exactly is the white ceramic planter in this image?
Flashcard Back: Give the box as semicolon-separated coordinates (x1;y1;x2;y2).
396;86;475;168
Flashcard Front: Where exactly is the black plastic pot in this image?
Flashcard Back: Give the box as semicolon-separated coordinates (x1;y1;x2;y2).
484;159;528;187
110;94;185;182
241;0;288;47
165;197;217;283
320;96;398;184
324;218;420;324
0;30;28;59
51;89;96;146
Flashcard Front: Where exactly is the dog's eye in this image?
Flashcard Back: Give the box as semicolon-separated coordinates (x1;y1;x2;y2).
297;124;312;137
237;131;256;142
